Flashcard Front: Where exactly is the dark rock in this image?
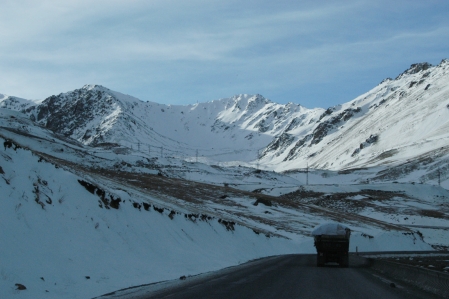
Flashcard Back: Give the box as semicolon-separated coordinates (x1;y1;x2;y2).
285;116;305;132
78;180;96;194
132;202;141;210
318;107;335;122
218;219;235;231
310;107;362;146
263;133;295;158
15;283;26;290
3;140;13;150
284;134;312;161
253;197;272;207
153;206;164;213
396;62;432;79
142;202;151;211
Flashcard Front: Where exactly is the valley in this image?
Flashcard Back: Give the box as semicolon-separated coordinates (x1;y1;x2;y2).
1;60;449;298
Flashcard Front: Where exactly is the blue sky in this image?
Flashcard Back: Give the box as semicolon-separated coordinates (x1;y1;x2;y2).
1;0;448;109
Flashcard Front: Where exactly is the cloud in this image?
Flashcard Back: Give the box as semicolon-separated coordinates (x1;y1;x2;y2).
0;1;362;63
0;0;448;107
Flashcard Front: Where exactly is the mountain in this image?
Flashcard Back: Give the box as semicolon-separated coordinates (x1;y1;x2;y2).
0;119;300;298
2;61;449;298
265;60;449;172
1;85;324;163
2;60;449;177
0;102;445;299
0;93;37;111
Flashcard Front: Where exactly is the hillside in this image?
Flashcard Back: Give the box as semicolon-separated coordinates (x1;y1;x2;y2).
2;60;449;179
2;108;448;298
1;60;449;298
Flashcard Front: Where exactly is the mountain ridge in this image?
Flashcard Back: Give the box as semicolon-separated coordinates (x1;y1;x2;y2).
2;61;449;298
1;59;448;173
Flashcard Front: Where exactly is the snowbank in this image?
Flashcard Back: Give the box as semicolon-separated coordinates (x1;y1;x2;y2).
311;223;350;236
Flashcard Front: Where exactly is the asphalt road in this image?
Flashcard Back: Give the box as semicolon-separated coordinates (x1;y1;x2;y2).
113;254;436;299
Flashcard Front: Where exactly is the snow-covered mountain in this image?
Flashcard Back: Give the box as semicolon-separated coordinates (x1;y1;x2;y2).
0;93;37;111
268;60;449;172
2;60;449;176
2;59;449;298
1;85;323;163
1;106;446;299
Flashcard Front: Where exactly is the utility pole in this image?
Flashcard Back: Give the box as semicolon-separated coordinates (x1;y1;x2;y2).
438;167;441;186
306;163;309;185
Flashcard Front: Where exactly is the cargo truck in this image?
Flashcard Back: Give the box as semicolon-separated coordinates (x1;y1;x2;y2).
312;223;351;267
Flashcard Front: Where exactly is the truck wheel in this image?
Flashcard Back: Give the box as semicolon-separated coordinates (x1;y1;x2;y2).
340;256;349;268
317;255;324;267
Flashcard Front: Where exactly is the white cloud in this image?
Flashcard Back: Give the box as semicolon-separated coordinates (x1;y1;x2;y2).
0;0;448;106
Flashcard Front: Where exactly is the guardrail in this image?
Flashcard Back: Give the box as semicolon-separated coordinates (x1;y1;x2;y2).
362;255;449;298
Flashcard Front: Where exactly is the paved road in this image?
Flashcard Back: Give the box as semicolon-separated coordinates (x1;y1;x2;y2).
110;254;435;299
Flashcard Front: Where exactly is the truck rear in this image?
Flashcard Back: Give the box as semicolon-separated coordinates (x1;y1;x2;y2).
312;223;351;267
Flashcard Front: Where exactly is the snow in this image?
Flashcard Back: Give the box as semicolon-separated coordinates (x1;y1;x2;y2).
350;231;432;253
0;127;438;298
1;60;449;298
311;223;350;236
0;141;299;298
2;60;449;188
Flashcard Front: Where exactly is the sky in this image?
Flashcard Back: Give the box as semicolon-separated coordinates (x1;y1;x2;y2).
0;0;448;109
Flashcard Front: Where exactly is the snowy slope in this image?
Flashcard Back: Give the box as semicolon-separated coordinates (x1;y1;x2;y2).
2;85;323;163
0;133;300;299
1;107;445;299
2;60;448;179
2;59;449;299
270;60;449;172
0;94;37;111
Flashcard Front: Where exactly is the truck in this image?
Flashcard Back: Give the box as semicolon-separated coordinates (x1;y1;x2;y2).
312;223;351;268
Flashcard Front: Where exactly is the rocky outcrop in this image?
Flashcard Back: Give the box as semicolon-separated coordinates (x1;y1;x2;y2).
396;62;432;79
262;133;295;158
310;107;361;145
352;134;379;157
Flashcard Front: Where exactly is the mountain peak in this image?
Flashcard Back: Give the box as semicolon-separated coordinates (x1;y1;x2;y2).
82;84;108;92
396;62;432;79
439;58;449;66
0;94;37;111
406;62;432;74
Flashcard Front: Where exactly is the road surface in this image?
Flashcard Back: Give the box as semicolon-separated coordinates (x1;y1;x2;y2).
100;254;440;299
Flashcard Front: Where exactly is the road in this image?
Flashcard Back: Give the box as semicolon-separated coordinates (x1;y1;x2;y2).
101;254;437;299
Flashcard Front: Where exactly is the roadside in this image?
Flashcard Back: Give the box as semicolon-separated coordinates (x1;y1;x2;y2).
357;253;449;298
